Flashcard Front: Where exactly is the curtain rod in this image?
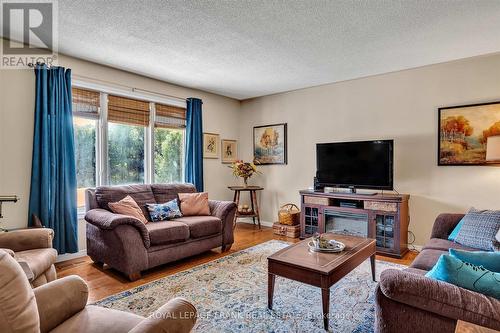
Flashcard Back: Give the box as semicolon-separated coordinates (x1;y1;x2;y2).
28;62;188;102
72;74;187;102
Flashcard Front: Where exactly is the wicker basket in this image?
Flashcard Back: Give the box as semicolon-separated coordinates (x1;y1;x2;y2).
278;203;300;226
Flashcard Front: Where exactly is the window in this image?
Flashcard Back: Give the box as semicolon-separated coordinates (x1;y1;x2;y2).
107;95;149;185
71;87;186;209
72;88;99;212
154;103;186;183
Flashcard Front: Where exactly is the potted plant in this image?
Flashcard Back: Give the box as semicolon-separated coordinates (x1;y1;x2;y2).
228;160;261;187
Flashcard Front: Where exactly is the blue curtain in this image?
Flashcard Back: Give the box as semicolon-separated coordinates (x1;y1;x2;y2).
184;98;204;191
28;66;78;254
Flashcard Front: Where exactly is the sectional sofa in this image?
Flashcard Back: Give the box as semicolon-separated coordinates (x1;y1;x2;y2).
375;213;500;333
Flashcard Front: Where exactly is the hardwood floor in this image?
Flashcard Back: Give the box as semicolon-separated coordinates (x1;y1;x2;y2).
56;223;417;302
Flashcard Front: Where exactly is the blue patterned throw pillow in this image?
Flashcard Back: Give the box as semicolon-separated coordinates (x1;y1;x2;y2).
146;199;182;222
454;208;500;251
425;254;500;300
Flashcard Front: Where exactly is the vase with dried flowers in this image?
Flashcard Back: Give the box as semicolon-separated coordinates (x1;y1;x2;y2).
228;160;261;187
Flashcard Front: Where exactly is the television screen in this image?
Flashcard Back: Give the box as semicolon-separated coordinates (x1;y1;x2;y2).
316;140;393;190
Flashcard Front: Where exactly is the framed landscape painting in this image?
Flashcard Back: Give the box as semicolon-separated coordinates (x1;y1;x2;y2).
221;139;237;163
203;132;219;159
439;101;500;165
253;123;287;165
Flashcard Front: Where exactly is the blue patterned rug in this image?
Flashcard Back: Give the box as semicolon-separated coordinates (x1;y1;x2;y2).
94;240;405;332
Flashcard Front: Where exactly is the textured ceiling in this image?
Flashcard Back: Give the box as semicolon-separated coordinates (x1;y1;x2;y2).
30;1;500;99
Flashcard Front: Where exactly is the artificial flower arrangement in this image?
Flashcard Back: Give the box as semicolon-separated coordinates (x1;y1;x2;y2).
228;160;261;187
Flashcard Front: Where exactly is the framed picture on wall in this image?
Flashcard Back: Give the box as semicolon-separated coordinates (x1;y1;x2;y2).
221;139;238;163
253;123;287;165
203;132;219;159
438;101;500;165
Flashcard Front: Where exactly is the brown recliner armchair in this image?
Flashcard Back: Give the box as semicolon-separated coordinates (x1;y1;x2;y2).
0;250;197;333
0;228;57;287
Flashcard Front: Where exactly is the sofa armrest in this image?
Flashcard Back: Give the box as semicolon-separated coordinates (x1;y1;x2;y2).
85;209;151;248
34;276;89;333
209;200;237;245
0;228;54;252
128;297;197;333
379;269;500;330
430;213;465;239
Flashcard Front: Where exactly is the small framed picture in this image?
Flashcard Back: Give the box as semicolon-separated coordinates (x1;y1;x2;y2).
253;123;287;165
203;132;219;159
221;139;238;163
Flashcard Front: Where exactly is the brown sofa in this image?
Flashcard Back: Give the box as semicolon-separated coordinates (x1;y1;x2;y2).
85;183;236;281
0;228;57;287
0;250;197;333
375;213;500;333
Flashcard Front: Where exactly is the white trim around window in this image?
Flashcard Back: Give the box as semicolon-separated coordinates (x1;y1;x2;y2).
72;78;187;109
73;79;187;189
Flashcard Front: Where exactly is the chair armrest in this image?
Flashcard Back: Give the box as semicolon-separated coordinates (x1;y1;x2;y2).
0;228;54;252
128;297;197;333
209;200;237;245
0;248;15;257
430;213;465;239
379;269;500;330
34;276;89;333
85;209;151;248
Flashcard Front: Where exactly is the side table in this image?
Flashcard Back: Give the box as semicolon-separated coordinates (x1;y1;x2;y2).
228;186;263;229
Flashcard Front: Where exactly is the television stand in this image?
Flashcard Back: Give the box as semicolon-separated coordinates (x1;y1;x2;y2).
299;190;410;258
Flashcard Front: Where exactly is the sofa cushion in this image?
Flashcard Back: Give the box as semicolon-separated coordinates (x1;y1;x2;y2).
423;238;477;252
173;216;222;238
146;199;182;222
108;195;148;224
410;249;447;271
0;251;40;333
15;248;57;278
95;184;155;221
150;183;196;204
449;249;500;273
146;221;189;246
178;192;210;216
425;254;500;300
454;208;500;251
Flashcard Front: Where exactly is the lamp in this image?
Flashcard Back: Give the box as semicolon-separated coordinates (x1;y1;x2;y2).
486;135;500;163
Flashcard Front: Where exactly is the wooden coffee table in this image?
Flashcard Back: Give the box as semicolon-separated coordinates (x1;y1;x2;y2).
267;234;376;331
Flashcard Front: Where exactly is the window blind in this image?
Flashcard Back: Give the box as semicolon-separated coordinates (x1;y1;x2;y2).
155;103;186;128
108;95;150;127
72;87;100;119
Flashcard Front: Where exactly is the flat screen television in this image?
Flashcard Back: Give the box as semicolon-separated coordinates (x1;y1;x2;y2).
315;140;393;191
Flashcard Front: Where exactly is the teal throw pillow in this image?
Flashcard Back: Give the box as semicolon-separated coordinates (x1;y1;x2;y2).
425;254;500;300
448;218;464;241
449;249;500;273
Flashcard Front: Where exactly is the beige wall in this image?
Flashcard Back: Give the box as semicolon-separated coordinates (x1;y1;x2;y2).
239;53;500;247
2;49;500;251
0;53;241;251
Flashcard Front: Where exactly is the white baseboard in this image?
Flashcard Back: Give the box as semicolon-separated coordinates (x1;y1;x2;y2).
236;218;274;228
56;249;87;263
410;244;423;252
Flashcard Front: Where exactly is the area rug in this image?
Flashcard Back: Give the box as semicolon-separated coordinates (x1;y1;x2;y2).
94;240;406;332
